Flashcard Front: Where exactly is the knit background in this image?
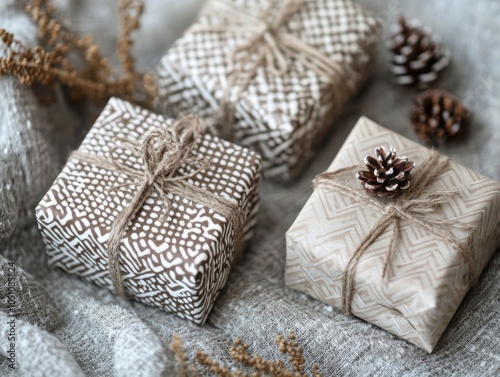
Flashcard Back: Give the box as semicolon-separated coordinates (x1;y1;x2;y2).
1;0;499;375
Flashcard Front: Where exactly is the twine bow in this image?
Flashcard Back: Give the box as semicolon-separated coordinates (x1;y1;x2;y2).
313;151;479;315
70;115;245;297
191;0;352;139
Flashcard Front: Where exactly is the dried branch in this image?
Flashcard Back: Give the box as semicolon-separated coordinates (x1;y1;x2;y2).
117;0;144;81
171;335;188;377
171;334;200;377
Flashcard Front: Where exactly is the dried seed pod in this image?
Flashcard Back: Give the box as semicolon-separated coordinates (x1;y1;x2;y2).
356;146;415;198
389;17;449;87
411;89;470;145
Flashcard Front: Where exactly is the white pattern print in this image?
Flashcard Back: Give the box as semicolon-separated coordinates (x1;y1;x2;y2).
35;97;262;324
157;0;380;181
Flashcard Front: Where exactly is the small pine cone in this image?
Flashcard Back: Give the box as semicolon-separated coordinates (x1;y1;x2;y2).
389;17;449;87
356;147;415;198
411;89;470;144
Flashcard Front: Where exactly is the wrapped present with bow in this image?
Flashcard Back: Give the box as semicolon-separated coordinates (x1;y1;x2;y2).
285;117;500;352
35;97;262;324
157;0;380;182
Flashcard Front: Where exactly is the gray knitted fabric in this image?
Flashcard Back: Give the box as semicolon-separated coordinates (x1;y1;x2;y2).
1;0;499;376
0;256;62;333
0;0;81;239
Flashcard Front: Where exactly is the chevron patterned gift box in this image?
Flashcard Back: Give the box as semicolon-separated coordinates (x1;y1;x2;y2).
285;116;500;352
35;98;261;325
157;0;380;182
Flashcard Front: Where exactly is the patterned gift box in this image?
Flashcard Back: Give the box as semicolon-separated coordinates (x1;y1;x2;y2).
285;116;500;352
35;97;261;324
157;0;380;182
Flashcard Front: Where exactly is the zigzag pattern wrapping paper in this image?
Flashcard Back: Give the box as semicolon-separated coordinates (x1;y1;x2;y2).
35;98;262;325
285;117;500;352
157;0;380;182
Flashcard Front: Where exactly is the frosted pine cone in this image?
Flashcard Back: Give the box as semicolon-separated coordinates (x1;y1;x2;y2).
389;17;449;87
411;89;470;145
356;147;415;198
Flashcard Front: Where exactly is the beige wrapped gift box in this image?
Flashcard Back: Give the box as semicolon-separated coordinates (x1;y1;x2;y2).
285;116;500;352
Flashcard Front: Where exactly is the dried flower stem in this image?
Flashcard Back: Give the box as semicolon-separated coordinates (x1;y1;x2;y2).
171;335;188;377
118;0;144;79
0;0;157;107
170;335;199;377
170;332;323;377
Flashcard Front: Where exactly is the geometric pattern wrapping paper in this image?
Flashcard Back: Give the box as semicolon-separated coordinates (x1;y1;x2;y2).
157;0;380;182
35;97;261;325
285;117;500;352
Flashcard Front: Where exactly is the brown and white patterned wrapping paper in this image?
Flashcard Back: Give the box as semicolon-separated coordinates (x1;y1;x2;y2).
285;117;500;352
157;0;380;182
35;97;261;325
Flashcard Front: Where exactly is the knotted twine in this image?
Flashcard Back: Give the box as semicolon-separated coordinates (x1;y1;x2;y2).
70;115;245;297
191;0;353;140
313;151;479;315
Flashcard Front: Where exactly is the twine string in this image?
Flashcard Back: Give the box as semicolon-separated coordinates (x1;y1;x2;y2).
70;115;245;297
313;151;478;315
190;0;353;140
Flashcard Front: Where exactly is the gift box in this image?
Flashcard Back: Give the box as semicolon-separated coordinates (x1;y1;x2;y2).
35;97;261;324
285;116;500;352
157;0;380;182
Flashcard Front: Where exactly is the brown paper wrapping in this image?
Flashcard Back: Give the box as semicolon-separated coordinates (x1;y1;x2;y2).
157;0;380;182
285;116;500;352
35;97;261;324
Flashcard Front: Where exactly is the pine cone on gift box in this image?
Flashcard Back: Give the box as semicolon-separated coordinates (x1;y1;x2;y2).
411;89;470;145
389;17;449;87
356;147;415;198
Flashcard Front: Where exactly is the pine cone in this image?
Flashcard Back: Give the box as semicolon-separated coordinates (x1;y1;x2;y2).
389;17;449;87
411;89;470;145
356;147;415;198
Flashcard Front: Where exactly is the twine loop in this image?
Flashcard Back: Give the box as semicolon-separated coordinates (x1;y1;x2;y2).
107;115;209;218
229;0;303;77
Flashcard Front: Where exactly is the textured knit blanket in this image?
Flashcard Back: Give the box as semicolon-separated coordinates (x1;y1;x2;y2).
1;0;499;376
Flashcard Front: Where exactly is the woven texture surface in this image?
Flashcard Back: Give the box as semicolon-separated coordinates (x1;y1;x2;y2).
1;0;499;375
